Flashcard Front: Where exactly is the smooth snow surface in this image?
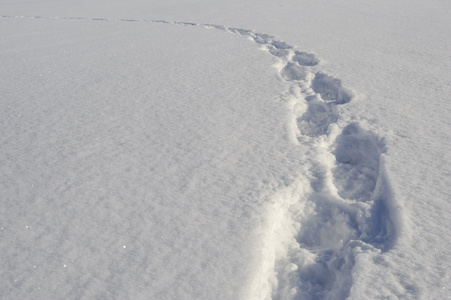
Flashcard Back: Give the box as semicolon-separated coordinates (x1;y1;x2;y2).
1;0;450;299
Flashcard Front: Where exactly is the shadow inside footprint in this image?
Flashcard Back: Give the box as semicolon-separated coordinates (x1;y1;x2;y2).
297;100;338;137
268;46;290;58
295;197;359;299
228;27;252;35
293;51;319;66
253;33;274;44
333;123;383;200
312;73;352;104
297;198;360;250
272;40;293;49
281;62;308;81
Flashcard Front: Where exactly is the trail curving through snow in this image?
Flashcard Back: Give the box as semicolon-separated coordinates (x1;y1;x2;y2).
2;14;400;300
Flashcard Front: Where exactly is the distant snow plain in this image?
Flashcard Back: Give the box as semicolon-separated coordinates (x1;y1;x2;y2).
1;0;450;299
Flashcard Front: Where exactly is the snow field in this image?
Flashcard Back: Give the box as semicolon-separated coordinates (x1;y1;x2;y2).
2;0;451;298
0;12;410;300
0;17;304;299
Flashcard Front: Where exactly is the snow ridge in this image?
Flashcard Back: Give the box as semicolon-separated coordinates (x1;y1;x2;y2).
2;14;399;299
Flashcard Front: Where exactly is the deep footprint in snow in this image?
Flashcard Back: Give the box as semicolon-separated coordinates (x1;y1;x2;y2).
252;33;275;45
332;123;384;200
268;46;290;58
295;204;358;298
297;198;360;250
332;125;396;250
311;73;353;104
228;27;253;35
297;99;339;137
332;124;396;249
281;62;309;81
292;51;319;66
271;40;293;50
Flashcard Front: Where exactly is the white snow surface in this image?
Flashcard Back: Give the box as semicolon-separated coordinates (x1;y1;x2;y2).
1;0;450;299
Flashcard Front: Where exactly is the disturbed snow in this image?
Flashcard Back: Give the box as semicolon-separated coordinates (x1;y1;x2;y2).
1;0;450;299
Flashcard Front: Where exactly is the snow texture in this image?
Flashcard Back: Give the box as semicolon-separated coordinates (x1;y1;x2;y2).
1;0;450;299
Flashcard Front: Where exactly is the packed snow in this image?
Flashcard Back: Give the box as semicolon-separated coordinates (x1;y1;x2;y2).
1;0;450;299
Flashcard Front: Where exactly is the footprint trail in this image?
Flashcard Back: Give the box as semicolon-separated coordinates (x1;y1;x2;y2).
1;14;399;299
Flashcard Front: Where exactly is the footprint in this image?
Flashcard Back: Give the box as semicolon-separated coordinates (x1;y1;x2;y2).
272;40;293;50
153;20;171;24
332;123;383;200
203;24;225;30
297;199;359;250
252;33;274;44
228;27;252;35
293;51;319;66
180;22;198;26
311;73;352;104
297;100;338;137
294;197;360;299
281;62;308;81
267;46;290;58
119;19;139;22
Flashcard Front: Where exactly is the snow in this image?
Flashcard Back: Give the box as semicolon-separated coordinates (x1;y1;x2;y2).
1;0;450;299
